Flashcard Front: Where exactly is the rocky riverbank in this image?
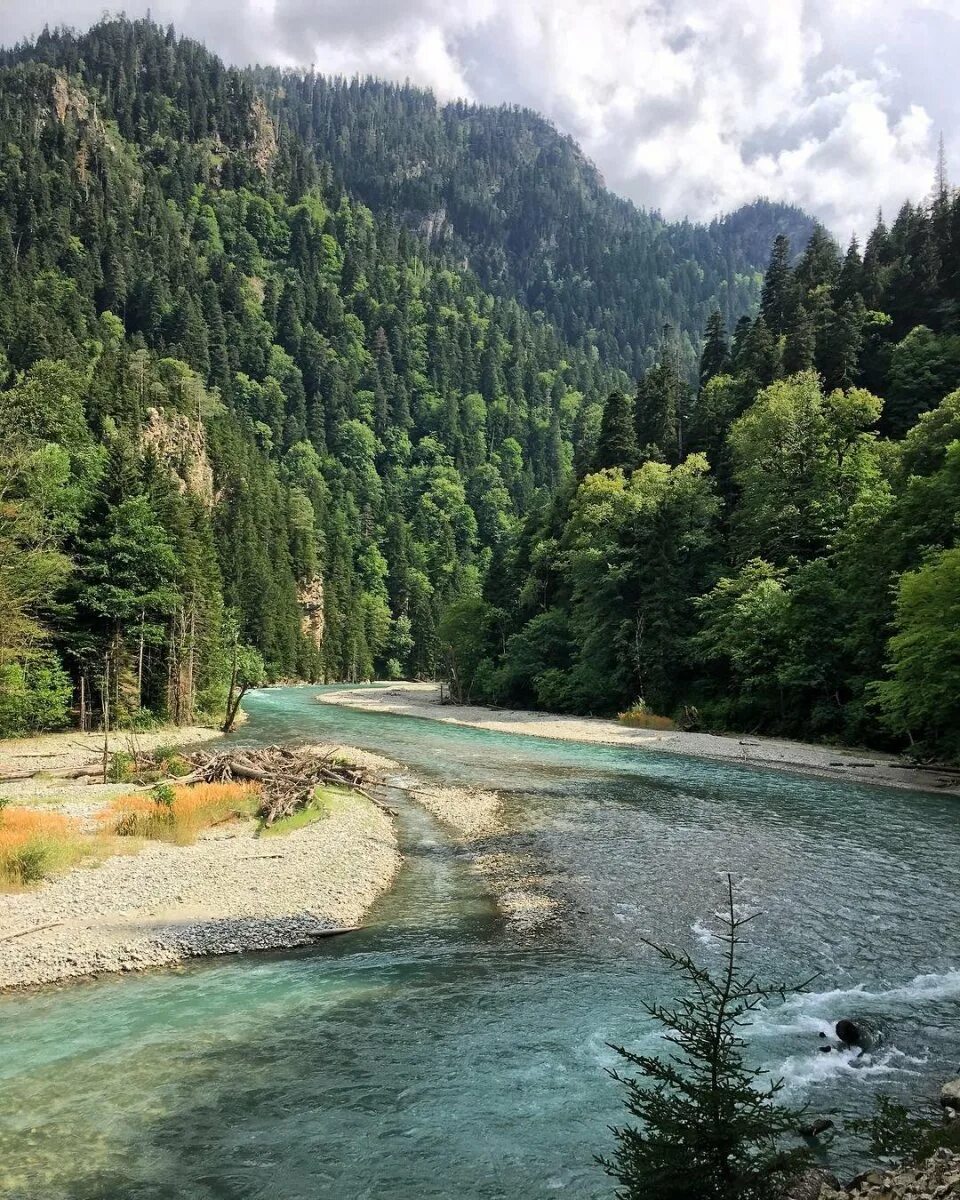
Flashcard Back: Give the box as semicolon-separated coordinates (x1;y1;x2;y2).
0;735;402;990
817;1148;960;1198
319;683;960;796
395;778;562;930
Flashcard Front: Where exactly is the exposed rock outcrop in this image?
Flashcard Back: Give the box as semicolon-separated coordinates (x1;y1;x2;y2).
818;1149;960;1199
141;406;215;505
51;70;90;122
299;575;325;650
248;97;278;173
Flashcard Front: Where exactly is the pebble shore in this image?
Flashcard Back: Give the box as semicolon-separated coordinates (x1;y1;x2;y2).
319;683;960;796
398;780;561;930
0;734;401;990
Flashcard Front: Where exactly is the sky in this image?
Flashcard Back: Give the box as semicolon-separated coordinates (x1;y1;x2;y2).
1;0;958;237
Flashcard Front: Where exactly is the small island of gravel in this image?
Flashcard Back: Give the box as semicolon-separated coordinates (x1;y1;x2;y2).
0;731;402;990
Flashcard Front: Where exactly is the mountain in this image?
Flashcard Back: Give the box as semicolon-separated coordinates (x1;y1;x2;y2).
4;17;957;761
254;74;815;379
6;22;814;381
0;20;626;733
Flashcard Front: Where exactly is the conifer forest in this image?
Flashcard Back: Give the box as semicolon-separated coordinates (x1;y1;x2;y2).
2;17;959;763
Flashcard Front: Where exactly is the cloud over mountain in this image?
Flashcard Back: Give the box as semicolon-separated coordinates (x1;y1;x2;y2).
3;0;956;234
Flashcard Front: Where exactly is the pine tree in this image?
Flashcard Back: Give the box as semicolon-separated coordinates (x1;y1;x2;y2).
816;297;864;391
594;389;638;471
699;309;730;390
636;359;683;465
599;877;811;1200
782;304;815;375
759;234;795;336
836;237;863;304
795;224;841;294
735;314;779;392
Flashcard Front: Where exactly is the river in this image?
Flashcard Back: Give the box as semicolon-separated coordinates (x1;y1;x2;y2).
2;685;958;1198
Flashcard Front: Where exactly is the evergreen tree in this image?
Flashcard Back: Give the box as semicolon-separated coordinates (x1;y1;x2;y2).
699;309;730;390
595;389;639;471
599;877;811;1200
759;234;795;336
782;304;815;374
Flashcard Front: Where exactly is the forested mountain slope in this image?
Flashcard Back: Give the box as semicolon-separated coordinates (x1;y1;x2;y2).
0;21;624;734
252;76;815;380
4;17;957;763
6;20;813;381
460;200;960;758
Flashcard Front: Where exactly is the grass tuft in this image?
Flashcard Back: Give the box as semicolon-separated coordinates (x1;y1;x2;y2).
617;702;676;731
259;786;346;837
101;781;261;845
0;808;91;889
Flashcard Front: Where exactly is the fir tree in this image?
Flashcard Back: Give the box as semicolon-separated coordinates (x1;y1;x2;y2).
699;309;730;390
599;877;812;1200
759;234;795;336
595;389;638;471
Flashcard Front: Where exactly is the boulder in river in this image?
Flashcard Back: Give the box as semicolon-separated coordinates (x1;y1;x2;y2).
798;1117;834;1138
835;1017;883;1050
942;1077;960;1112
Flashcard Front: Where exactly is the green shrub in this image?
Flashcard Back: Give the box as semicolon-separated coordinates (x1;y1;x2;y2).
107;751;136;783
0;654;72;737
152;746;191;776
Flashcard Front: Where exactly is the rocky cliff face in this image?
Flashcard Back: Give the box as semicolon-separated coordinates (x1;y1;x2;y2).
141;406;215;506
51;70;90;122
298;576;325;651
248;97;278;173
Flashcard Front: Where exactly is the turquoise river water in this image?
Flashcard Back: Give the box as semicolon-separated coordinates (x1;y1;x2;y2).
1;685;959;1198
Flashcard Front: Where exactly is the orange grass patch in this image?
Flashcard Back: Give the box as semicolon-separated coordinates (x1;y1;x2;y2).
0;808;89;889
100;781;261;844
617;707;676;731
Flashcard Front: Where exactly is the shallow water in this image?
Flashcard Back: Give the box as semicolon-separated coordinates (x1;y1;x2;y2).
2;685;958;1198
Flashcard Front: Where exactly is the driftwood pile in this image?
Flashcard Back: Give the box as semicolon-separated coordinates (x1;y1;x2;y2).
177;746;397;825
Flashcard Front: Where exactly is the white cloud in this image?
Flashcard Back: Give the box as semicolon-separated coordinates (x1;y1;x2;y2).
1;0;956;234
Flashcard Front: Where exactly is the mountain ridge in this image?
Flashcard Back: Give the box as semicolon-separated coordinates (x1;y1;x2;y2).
4;17;815;380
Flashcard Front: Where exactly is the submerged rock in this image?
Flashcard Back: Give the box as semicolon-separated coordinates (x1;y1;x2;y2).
798;1118;835;1138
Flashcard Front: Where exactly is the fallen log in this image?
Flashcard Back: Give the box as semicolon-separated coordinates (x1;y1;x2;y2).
49;765;105;780
176;746;399;824
1;764;98;782
0;920;64;943
888;761;960;775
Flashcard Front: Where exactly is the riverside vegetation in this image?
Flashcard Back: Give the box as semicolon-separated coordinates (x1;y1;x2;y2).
601;879;960;1200
1;20;959;1195
1;20;958;760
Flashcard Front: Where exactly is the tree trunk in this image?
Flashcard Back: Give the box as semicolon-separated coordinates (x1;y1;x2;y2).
185;602;196;725
101;653;110;784
137;609;145;710
222;683;246;734
222;636;239;733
